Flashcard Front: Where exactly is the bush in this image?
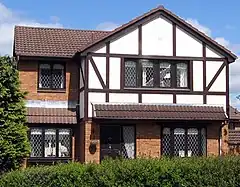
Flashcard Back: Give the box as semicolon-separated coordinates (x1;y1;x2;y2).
1;157;240;187
0;56;30;174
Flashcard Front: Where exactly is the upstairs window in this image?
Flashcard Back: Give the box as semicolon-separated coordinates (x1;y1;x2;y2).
38;63;65;90
124;59;189;89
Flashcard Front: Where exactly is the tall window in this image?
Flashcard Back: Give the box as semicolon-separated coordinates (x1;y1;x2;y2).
162;127;206;157
124;59;189;89
39;63;65;90
30;128;71;158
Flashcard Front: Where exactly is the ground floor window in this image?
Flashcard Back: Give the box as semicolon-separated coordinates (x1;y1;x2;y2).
29;128;71;158
162;127;206;157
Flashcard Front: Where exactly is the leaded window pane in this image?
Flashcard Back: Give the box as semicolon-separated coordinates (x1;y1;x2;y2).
30;128;43;157
59;129;71;157
162;128;171;156
177;63;188;87
39;64;51;88
121;126;135;159
187;128;198;156
141;60;154;87
125;61;137;87
45;129;56;157
174;128;185;157
201;128;206;155
52;64;64;89
160;62;171;87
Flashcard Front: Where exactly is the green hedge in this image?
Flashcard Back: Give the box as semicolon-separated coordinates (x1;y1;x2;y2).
1;157;240;187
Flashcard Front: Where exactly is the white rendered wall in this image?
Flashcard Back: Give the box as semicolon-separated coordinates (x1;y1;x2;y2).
110;29;138;54
206;61;224;86
88;92;106;117
176;27;202;57
94;45;106;53
142;16;173;56
142;94;173;103
206;46;223;58
193;61;203;91
176;95;203;104
109;93;138;103
109;57;121;89
88;57;106;89
80;58;84;88
80;91;84;119
209;66;226;92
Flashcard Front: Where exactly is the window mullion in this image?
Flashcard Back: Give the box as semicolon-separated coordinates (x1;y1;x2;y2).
138;60;142;87
198;128;202;156
170;128;174;157
56;129;59;158
154;61;159;87
171;63;176;88
50;64;53;89
185;128;188;157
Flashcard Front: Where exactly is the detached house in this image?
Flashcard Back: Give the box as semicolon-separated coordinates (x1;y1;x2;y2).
13;6;237;164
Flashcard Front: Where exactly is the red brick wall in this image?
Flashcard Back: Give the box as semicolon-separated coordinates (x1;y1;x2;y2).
207;122;220;156
18;59;78;101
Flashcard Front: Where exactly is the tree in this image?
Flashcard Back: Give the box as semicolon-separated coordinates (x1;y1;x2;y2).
0;56;30;173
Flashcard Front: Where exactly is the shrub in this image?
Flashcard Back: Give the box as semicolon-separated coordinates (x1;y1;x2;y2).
0;56;30;174
1;157;240;187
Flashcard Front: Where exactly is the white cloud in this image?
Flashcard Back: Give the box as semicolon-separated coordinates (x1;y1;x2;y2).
96;22;119;31
0;2;62;56
186;18;212;36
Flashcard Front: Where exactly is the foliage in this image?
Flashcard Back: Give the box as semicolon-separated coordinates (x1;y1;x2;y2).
0;56;30;174
1;157;240;187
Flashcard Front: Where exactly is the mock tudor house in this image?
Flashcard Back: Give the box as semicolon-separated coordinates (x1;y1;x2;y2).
13;6;237;164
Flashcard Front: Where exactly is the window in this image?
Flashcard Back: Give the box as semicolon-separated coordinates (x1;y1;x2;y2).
124;59;189;89
162;127;206;157
30;128;71;158
38;63;65;90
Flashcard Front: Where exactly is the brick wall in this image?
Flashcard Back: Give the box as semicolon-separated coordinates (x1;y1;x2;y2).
136;123;161;158
207;122;220;156
18;59;78;101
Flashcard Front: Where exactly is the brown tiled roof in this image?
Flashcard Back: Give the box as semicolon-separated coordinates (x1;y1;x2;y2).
229;106;240;120
79;6;237;61
14;26;110;58
92;103;226;120
27;107;77;124
228;130;240;145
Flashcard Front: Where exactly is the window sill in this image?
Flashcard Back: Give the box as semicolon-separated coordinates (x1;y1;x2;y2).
37;89;66;93
28;157;72;162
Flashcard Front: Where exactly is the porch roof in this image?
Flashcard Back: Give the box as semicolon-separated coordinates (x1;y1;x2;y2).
228;130;240;145
27;107;77;124
92;103;226;121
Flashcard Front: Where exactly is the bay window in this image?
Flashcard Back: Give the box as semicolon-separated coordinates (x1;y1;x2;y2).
124;59;189;89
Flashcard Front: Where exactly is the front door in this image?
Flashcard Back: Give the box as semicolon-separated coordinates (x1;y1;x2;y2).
100;125;121;160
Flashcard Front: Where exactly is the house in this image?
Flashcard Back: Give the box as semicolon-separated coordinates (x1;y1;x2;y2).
13;6;237;164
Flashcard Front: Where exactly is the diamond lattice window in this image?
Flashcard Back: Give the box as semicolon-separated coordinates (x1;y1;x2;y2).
177;63;188;87
121;126;135;159
141;60;154;87
59;129;71;157
30;128;43;157
162;127;206;157
39;63;65;89
125;61;137;87
29;128;71;158
160;62;171;87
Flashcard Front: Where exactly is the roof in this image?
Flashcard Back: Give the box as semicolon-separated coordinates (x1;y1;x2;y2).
14;26;110;58
92;103;226;120
14;6;237;60
78;6;237;61
229;106;240;120
27;107;77;124
228;130;240;145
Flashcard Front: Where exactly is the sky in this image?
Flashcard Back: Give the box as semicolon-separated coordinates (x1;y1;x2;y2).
1;0;240;108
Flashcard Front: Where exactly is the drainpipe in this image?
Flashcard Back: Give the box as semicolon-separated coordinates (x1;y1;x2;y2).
218;120;227;156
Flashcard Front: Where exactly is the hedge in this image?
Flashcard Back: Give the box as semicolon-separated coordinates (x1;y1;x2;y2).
1;157;240;187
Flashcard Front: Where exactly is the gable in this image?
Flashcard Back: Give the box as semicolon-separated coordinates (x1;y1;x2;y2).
81;6;236;62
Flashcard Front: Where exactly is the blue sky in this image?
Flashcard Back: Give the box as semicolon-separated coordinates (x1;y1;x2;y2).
1;0;240;108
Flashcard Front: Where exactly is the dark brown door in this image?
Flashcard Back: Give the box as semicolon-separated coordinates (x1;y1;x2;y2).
100;125;121;161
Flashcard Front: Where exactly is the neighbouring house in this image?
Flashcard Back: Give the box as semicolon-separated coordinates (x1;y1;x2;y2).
13;6;237;165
